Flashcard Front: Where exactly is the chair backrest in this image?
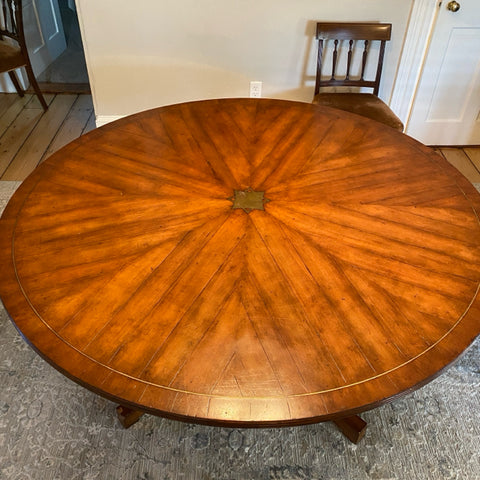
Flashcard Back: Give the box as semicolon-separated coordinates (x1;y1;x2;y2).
0;0;24;47
314;22;392;96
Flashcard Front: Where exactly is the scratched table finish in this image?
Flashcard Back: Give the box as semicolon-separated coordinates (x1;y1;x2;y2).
1;99;480;434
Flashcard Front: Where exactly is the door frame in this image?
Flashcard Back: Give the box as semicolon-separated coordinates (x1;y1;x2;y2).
390;0;441;128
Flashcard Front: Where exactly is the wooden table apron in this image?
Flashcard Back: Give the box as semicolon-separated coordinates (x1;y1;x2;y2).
1;98;480;427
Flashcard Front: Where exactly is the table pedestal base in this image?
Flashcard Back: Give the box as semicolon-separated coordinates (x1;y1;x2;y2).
116;405;144;429
115;405;367;443
333;415;367;444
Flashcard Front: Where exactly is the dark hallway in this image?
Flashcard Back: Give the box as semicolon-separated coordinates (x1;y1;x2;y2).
36;0;90;92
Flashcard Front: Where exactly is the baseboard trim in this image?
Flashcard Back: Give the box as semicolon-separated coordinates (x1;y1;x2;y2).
95;115;125;128
34;83;91;94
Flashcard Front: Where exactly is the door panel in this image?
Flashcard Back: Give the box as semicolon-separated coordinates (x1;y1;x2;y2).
426;29;480;121
407;0;480;145
23;0;66;77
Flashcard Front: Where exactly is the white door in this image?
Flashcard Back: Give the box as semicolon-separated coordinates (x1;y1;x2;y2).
23;0;66;77
406;0;480;145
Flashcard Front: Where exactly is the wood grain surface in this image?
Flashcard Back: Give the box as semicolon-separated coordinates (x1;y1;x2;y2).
1;98;479;427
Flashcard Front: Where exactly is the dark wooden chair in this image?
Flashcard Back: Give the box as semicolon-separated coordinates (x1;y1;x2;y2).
313;22;403;131
0;0;48;110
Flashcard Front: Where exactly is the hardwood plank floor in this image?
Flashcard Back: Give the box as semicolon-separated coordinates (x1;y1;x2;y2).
2;95;79;180
0;93;479;184
40;94;94;163
438;148;480;183
0;93;95;181
464;147;480;171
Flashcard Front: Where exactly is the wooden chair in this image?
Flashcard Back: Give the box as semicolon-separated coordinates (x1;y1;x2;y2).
313;22;402;131
0;0;48;110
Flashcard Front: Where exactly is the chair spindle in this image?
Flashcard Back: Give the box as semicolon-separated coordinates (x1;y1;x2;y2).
360;40;369;81
346;39;354;80
1;0;7;33
331;39;339;80
11;2;17;36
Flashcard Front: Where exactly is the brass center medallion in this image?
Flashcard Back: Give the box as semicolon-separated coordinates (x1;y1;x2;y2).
229;188;270;213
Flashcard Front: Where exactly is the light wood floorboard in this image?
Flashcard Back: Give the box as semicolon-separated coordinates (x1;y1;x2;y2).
439;148;480;184
0;95;52;178
40;95;95;163
0;93;94;181
0;93;479;184
2;95;78;180
464;147;480;172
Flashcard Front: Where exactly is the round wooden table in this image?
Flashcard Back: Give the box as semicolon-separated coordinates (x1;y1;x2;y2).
1;99;479;440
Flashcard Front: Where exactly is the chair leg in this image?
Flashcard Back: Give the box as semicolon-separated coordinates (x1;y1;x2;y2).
24;64;48;111
8;70;25;97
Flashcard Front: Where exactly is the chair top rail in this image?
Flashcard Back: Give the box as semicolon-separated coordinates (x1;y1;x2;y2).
316;23;392;41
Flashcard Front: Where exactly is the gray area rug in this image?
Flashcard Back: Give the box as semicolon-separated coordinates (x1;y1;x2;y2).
1;181;479;480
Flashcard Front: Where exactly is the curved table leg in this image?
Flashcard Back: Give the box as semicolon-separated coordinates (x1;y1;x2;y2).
116;405;144;428
333;415;367;443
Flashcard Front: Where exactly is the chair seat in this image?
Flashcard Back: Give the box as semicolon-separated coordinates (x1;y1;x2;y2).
312;93;404;132
0;41;25;73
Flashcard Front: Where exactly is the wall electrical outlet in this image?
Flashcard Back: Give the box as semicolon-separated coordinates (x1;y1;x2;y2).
250;81;262;98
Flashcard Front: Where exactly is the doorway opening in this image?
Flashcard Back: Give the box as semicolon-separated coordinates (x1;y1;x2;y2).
35;0;90;94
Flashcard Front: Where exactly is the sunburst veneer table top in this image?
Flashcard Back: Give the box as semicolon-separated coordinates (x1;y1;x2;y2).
1;98;480;426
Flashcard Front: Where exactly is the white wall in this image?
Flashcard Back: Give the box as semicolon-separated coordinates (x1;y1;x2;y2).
76;0;413;120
